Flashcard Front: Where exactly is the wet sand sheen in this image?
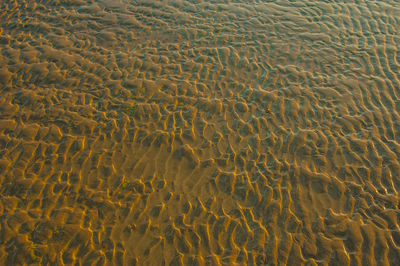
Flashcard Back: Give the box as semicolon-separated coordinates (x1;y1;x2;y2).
1;0;400;265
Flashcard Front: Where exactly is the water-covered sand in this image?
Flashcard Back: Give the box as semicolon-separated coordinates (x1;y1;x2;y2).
1;0;400;265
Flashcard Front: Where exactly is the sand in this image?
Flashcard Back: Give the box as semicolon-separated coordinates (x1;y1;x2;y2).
1;0;400;265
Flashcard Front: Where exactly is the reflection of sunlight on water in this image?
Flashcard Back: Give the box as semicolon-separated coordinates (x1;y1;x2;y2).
1;0;400;265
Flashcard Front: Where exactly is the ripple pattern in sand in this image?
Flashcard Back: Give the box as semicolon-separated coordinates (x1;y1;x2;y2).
1;0;400;265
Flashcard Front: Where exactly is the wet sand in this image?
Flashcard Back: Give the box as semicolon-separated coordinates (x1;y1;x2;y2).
1;0;400;265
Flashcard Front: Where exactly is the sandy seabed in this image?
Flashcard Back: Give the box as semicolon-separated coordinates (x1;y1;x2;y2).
1;0;400;265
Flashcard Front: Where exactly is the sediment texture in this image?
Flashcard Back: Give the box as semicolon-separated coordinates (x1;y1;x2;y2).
1;0;400;265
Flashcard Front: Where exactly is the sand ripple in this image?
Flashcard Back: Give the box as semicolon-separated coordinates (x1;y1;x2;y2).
1;0;400;265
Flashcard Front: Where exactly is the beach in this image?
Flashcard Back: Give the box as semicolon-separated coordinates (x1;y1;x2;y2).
1;0;400;265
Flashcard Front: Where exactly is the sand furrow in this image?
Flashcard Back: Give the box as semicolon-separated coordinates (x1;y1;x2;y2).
1;0;400;265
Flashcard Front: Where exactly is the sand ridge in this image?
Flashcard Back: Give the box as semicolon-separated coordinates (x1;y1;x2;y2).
1;0;400;265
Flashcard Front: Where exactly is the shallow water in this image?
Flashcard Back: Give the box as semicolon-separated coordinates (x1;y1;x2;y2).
1;0;400;265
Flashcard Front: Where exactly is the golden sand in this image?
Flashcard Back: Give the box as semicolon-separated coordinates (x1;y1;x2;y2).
1;0;400;265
